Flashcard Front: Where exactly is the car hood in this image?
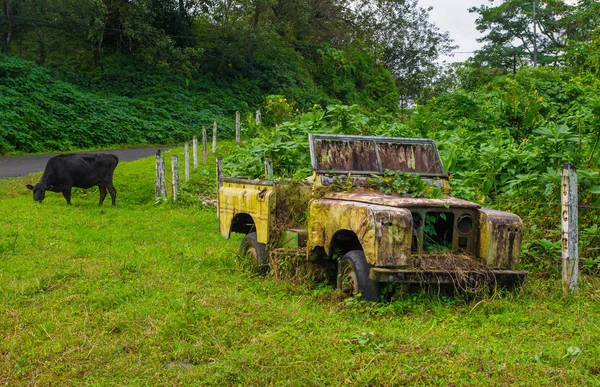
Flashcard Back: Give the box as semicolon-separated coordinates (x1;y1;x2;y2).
322;189;481;209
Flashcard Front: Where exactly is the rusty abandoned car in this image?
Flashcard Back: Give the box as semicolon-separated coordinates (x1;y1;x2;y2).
217;134;527;301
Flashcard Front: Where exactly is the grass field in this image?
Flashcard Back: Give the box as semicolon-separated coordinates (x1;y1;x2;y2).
1;142;599;386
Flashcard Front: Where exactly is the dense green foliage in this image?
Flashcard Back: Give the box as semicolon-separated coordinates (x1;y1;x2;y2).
0;0;451;117
225;64;600;274
1;148;600;385
0;53;254;153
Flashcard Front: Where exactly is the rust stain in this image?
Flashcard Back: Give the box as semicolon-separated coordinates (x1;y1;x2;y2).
315;139;379;172
313;137;445;175
307;199;377;264
307;199;413;266
323;189;480;209
478;208;523;269
373;209;412;266
378;143;444;174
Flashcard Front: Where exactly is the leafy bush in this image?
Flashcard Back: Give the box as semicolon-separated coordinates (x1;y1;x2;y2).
224;104;407;179
0;55;242;153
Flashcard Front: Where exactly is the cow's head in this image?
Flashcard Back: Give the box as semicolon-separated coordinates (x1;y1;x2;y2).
26;183;51;202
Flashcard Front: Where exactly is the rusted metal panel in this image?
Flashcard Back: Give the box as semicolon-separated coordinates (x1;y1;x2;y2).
218;180;275;244
309;134;447;177
313;138;380;172
279;229;308;248
307;199;412;267
377;142;444;175
370;267;527;288
308;199;377;264
373;209;412;267
478;208;523;269
322;190;481;209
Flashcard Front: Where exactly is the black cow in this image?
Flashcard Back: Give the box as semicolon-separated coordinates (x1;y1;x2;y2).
26;153;119;205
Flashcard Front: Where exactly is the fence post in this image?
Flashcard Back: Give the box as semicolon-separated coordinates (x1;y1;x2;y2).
561;162;579;296
256;109;261;124
184;142;190;182
202;126;207;163
264;158;273;180
216;156;223;218
193;136;198;169
155;150;166;198
212;121;217;153
235;111;241;144
172;154;179;201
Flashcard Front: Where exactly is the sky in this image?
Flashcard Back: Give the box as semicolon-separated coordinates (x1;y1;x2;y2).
417;0;489;63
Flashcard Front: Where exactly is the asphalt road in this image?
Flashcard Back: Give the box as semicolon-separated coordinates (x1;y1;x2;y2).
0;147;169;179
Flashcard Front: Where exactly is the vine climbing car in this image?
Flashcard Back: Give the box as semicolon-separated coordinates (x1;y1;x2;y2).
218;134;527;301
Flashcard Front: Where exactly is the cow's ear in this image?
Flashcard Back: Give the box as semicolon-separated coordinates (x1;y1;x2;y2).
26;184;34;191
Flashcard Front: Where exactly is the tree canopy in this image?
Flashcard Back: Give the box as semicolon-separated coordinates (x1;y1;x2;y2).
470;0;600;71
1;0;455;107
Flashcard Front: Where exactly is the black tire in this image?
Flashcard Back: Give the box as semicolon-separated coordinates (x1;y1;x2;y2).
337;250;380;302
238;232;269;275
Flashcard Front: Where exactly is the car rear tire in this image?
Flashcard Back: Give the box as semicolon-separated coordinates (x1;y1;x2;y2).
238;232;268;275
337;250;380;301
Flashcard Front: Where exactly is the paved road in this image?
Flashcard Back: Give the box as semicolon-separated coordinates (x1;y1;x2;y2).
0;147;169;179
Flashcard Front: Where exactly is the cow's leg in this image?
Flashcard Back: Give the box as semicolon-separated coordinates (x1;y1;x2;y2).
99;186;107;205
107;183;117;206
62;189;72;205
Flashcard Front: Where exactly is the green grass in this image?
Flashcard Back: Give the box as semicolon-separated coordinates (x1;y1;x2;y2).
1;141;599;386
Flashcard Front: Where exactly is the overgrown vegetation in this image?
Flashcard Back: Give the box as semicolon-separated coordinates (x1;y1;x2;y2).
223;64;599;274
367;169;445;199
1;146;600;385
0;54;248;154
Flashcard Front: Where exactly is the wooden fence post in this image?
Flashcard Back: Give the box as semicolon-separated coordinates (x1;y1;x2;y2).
193;136;198;169
202;126;207;163
184;142;190;182
212;121;217;153
256;109;261;124
561;162;579;296
264;158;273;180
155;150;166;198
216;156;223;217
235;111;240;144
172;154;179;201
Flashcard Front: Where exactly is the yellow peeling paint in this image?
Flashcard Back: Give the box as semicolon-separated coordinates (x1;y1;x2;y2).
478;208;523;269
218;180;275;244
373;209;412;266
307;199;412;266
308;199;376;263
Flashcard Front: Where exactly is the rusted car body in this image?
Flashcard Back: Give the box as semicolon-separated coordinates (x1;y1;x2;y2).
218;134;527;300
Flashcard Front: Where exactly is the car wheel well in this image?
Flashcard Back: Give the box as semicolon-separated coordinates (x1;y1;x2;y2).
329;229;362;260
231;213;256;235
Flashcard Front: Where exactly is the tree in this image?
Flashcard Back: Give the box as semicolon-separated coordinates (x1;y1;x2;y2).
1;0;14;53
353;0;456;107
470;0;600;70
562;0;600;74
